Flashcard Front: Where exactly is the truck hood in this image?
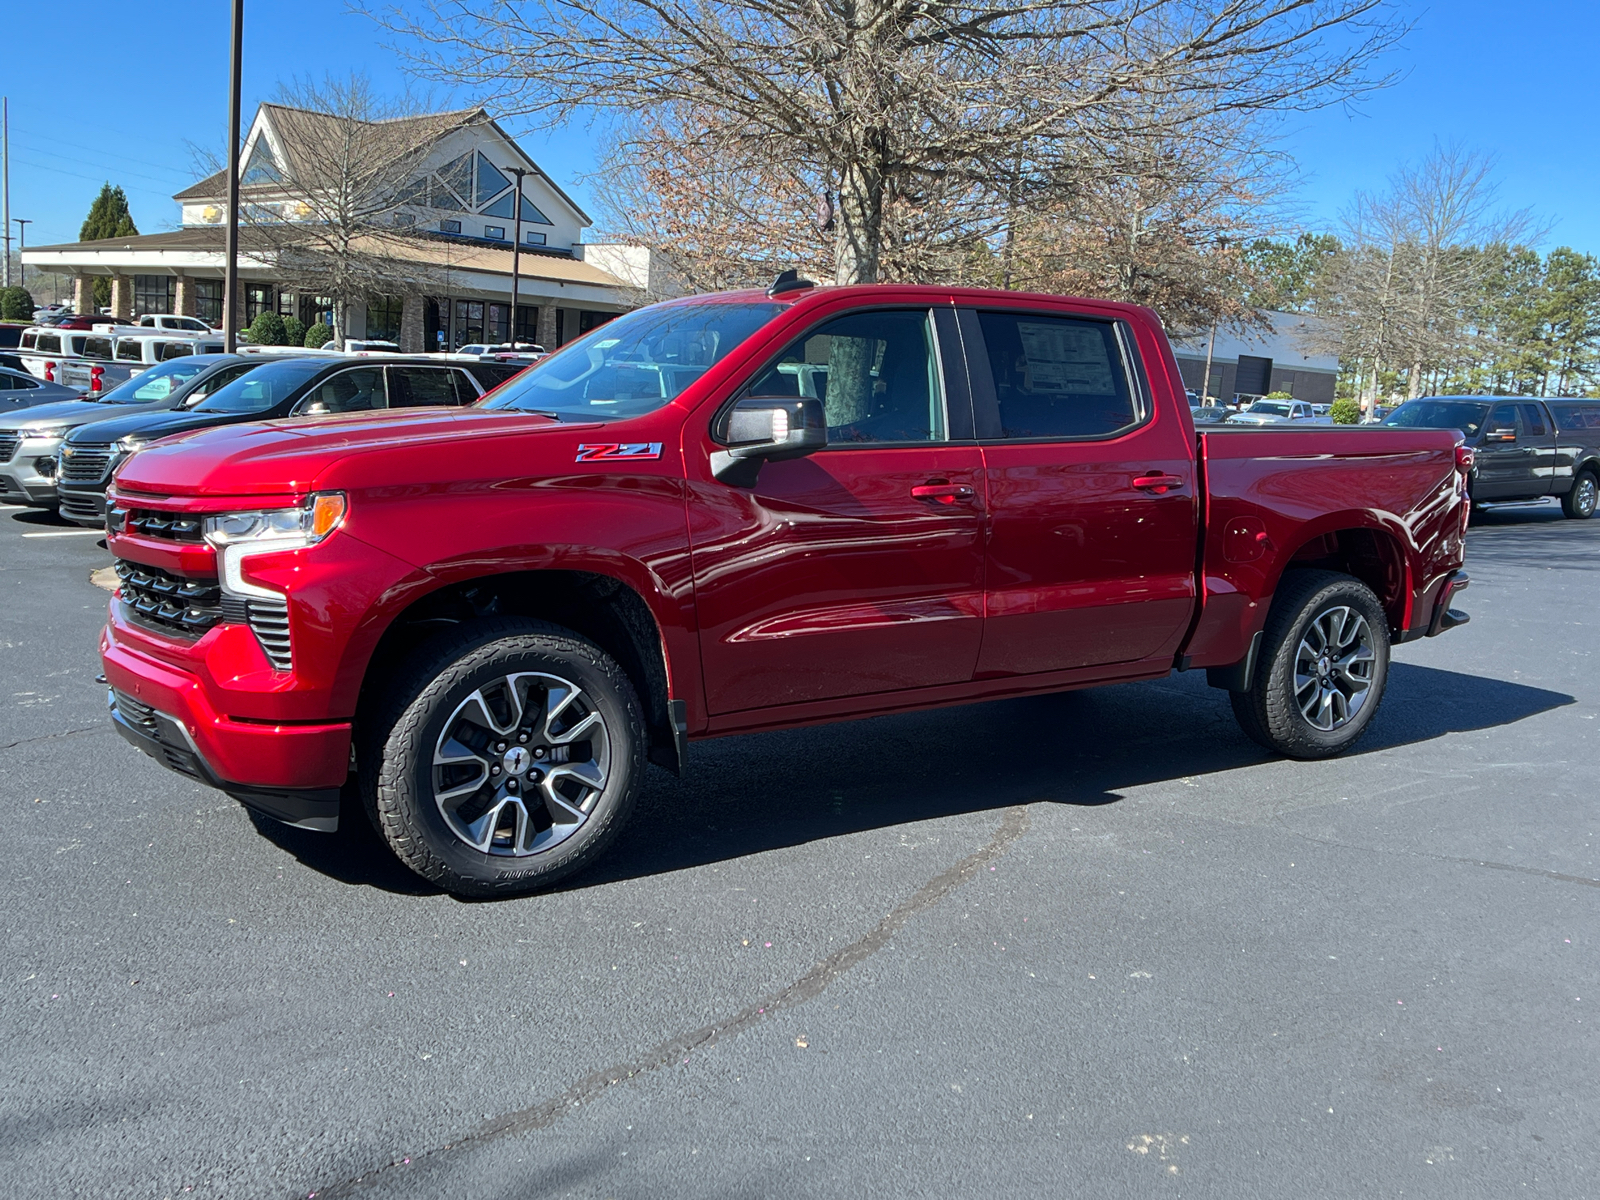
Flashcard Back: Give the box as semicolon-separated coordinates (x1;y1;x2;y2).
115;406;570;498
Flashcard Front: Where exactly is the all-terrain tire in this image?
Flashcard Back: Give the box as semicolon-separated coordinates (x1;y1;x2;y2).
1230;569;1390;759
1561;469;1599;519
361;617;646;897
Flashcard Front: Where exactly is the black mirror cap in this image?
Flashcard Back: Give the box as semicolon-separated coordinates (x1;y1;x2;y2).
711;396;827;486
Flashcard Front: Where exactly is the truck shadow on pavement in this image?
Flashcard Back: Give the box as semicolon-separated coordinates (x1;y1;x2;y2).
251;661;1573;897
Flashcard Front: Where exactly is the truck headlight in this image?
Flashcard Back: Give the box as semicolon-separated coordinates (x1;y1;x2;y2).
26;424;71;441
203;492;346;599
116;434;148;453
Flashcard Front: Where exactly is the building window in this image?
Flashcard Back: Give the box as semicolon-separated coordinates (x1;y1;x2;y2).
134;275;176;315
244;284;273;324
366;295;404;342
453;300;485;348
487;303;509;343
440;219;462;235
524;231;546;246
578;311;617;336
300;294;335;331
484;225;506;241
278;290;296;316
195;280;224;324
514;304;538;344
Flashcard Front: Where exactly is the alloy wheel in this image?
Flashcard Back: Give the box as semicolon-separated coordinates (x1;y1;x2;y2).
431;672;610;856
1293;606;1376;732
1578;476;1598;517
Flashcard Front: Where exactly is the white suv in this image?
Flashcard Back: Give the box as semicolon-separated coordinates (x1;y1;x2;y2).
138;314;214;333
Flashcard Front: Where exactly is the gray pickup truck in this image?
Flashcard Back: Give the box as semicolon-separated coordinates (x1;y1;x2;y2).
1382;395;1600;518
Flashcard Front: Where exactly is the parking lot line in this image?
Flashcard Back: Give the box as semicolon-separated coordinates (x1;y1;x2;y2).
21;529;104;538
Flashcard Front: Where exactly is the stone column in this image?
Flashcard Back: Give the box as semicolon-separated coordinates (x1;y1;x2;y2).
536;303;556;351
174;275;196;317
398;293;424;353
72;274;96;315
109;274;134;319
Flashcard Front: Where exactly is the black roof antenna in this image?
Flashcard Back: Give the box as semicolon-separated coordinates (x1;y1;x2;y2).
768;269;816;297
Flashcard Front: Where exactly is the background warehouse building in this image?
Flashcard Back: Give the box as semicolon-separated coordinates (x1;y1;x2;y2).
1171;312;1338;404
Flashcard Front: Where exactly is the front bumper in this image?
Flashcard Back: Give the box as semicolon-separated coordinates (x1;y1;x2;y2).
0;436;62;505
102;619;351;829
57;482;110;527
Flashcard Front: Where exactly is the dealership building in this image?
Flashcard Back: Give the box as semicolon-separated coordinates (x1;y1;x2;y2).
21;103;660;349
1170;312;1339;404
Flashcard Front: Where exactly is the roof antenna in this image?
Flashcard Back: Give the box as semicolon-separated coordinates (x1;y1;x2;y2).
768;269;816;297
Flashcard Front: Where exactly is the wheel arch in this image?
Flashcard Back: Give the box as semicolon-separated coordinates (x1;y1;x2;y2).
355;566;686;776
1270;518;1413;633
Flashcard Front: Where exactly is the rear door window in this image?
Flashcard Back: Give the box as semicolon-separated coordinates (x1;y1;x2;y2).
157;342;192;361
387;366;464;407
1553;403;1600;430
83;336;114;358
115;340;143;361
972;312;1139;439
297;367;386;414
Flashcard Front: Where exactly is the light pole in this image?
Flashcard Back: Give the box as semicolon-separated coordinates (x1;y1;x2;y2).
222;0;243;352
505;165;529;346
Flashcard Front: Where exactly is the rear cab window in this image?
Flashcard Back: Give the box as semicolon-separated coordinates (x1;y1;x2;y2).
968;310;1142;440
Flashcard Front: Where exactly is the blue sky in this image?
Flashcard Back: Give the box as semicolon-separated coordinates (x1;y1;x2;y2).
4;0;1598;255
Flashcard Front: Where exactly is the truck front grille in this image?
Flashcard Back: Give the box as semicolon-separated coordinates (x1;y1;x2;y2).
60;443;115;482
0;432;18;463
113;559;223;636
220;594;293;672
123;508;205;542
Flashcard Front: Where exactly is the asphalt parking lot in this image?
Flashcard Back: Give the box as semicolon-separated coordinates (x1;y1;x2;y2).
2;500;1596;1199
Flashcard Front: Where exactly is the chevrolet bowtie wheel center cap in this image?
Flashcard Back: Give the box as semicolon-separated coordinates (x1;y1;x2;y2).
502;746;531;776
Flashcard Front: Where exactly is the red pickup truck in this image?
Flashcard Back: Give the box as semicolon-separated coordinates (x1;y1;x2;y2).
100;282;1471;896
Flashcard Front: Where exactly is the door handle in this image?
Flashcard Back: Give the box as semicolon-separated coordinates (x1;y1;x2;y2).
911;482;977;505
1132;473;1185;494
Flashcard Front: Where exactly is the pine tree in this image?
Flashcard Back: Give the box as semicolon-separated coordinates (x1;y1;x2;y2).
80;183;140;241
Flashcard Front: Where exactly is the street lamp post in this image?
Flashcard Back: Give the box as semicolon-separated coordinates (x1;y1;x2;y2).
505;166;529;346
12;218;28;293
222;0;244;352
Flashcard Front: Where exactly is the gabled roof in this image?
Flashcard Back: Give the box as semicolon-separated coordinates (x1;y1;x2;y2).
172;104;587;224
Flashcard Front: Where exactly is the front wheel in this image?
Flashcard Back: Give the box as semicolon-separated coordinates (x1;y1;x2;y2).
1562;470;1598;519
364;618;646;897
1230;570;1390;759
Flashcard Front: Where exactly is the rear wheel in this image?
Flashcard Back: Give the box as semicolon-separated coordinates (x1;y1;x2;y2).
364;618;645;897
1562;470;1598;519
1230;569;1390;759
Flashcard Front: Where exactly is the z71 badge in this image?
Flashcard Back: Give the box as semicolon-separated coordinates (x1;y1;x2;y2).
574;442;664;462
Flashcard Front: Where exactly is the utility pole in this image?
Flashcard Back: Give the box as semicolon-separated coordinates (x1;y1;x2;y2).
1201;326;1217;404
505;165;528;346
3;97;11;289
222;0;244;352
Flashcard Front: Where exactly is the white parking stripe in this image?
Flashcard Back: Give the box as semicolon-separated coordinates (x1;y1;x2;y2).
21;529;104;538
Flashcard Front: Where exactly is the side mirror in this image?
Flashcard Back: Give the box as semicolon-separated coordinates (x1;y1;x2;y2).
1484;428;1516;444
297;400;330;417
711;396;827;486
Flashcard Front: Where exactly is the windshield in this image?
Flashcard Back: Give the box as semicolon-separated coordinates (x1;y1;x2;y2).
481;300;784;420
1383;400;1491;437
97;358;211;405
193;358;325;413
1247;401;1292;416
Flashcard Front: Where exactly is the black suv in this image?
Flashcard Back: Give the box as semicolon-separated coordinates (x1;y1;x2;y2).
58;356;524;526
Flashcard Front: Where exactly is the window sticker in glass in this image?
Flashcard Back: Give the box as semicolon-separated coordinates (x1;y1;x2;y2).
977;313;1136;439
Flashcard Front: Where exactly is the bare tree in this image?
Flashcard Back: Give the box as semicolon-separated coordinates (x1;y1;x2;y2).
1312;145;1541;406
220;74;473;343
370;0;1405;287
